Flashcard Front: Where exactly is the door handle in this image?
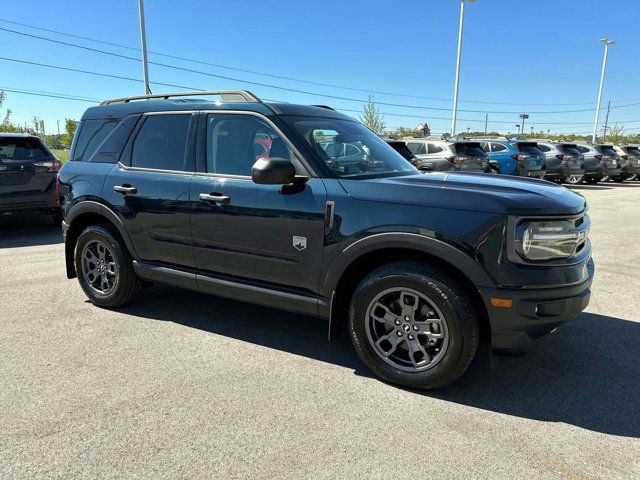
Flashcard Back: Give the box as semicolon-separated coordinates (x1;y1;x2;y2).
199;193;230;205
113;185;137;194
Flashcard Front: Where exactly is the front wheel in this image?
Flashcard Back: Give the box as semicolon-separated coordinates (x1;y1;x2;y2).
584;176;601;185
349;261;479;390
74;225;142;308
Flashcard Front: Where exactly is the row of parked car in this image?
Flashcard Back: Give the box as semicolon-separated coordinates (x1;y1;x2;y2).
384;136;640;185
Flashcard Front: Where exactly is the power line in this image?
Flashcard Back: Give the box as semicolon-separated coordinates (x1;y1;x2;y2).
0;86;100;103
3;25;640;115
3;16;629;107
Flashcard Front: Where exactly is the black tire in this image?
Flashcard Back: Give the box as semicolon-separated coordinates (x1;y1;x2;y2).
349;261;479;390
51;208;63;225
612;175;625;183
74;225;142;308
584;177;601;185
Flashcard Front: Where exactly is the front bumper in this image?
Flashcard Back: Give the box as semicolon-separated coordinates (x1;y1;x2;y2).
479;258;594;355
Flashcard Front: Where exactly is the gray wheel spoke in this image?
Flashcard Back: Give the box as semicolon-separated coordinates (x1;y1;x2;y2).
407;338;430;367
399;291;419;319
97;243;106;261
417;323;445;339
371;302;399;327
106;261;116;276
375;332;405;357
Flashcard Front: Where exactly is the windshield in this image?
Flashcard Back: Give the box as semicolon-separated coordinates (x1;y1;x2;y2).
290;118;418;178
0;137;50;162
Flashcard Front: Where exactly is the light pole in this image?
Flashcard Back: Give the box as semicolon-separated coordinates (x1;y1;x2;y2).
592;39;615;142
451;0;476;137
519;114;529;137
138;0;152;95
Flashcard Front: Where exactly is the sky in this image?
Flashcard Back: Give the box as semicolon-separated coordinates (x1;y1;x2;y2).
1;0;639;136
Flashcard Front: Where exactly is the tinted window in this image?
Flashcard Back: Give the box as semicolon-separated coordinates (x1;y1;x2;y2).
388;143;415;161
490;143;507;152
453;143;486;156
291;118;417;179
538;144;551;152
626;147;640;156
600;146;617;156
559;145;581;155
0;137;50;161
131;114;191;171
407;142;426;155
72;119;119;161
428;144;444;154
207;114;291;176
517;142;544;154
576;145;589;153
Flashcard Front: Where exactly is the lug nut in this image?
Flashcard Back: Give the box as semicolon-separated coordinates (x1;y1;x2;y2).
408;334;414;340
395;320;401;325
396;331;403;337
404;315;410;321
413;325;419;331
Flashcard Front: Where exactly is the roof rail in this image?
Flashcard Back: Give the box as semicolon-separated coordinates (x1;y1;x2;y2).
311;105;335;111
100;90;262;106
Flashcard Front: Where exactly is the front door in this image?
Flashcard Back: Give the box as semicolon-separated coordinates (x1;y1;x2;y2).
102;112;196;268
190;112;326;292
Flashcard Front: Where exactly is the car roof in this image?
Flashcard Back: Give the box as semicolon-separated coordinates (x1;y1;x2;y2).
0;132;40;139
80;98;353;121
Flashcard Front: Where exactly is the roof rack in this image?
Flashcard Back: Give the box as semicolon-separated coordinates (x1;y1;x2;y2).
311;105;335;111
100;90;262;106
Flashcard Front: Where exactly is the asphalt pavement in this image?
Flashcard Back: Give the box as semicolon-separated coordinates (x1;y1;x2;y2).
1;182;639;479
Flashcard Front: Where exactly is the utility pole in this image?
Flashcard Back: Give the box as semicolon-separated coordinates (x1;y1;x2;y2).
592;39;615;142
451;0;476;137
602;100;611;142
138;0;152;95
57;120;60;135
484;113;488;135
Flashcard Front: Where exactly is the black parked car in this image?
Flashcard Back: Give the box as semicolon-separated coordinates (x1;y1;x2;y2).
0;133;63;224
383;138;419;165
575;143;621;184
59;91;594;390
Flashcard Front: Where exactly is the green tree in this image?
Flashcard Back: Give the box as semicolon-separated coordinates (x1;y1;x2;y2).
359;95;386;135
61;118;79;147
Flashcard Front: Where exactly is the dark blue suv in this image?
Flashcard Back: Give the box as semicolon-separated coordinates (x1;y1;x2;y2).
478;138;546;177
59;91;594;389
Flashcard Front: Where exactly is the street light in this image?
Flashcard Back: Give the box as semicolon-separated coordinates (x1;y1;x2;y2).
592;38;615;142
451;0;476;137
138;0;152;95
519;114;529;135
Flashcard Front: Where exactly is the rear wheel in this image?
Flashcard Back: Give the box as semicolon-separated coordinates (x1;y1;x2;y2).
612;175;625;183
74;225;142;308
584;176;601;185
565;174;582;185
349;261;479;390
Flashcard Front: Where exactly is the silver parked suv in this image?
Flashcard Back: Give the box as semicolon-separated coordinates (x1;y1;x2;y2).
575;142;621;184
404;137;489;173
536;141;586;184
613;144;640;181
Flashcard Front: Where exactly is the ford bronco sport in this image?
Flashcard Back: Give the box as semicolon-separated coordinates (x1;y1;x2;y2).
59;91;594;389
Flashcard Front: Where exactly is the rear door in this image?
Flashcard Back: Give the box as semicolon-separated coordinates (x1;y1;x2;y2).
102;112;196;268
0;136;57;197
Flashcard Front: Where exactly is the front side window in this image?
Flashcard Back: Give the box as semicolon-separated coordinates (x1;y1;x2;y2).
206;114;292;176
72;119;119;161
290;118;417;178
131;114;191;171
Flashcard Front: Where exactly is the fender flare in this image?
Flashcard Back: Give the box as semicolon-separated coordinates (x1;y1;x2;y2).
64;201;139;277
322;232;495;340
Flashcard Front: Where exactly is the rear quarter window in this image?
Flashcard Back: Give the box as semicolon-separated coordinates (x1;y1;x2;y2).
72;118;120;162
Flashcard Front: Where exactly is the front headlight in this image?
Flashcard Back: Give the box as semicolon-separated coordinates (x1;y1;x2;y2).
514;219;588;261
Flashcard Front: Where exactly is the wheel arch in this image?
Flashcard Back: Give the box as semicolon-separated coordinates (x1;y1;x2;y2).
325;234;494;343
64;201;138;279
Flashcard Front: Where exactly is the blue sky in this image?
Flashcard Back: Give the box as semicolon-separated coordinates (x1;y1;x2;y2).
1;0;639;136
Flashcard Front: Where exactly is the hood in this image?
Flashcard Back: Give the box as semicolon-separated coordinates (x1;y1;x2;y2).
338;172;586;215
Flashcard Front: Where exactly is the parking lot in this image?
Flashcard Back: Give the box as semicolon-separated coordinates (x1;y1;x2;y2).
0;182;638;479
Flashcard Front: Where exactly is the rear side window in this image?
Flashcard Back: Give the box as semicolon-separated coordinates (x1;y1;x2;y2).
407;143;426;155
427;144;444;154
517;143;544;154
453;143;486;156
131;114;191;171
0;137;50;161
72;119;119;161
490;143;507;152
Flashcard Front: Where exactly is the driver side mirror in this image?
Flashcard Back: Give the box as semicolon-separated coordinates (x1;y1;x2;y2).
252;157;298;185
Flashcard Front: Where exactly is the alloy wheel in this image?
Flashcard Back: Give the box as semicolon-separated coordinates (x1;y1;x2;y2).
81;239;118;296
365;287;449;372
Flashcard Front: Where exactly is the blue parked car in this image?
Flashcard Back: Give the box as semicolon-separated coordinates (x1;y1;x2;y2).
478;138;546;178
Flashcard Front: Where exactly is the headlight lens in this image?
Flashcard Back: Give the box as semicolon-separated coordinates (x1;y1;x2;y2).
515;219;588;261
